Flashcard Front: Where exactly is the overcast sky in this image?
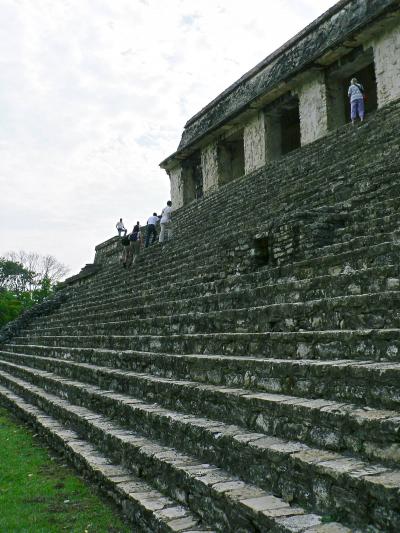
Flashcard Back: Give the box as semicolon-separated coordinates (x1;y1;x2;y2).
0;0;338;275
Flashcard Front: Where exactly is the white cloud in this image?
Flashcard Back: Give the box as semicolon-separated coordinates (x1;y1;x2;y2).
0;0;338;273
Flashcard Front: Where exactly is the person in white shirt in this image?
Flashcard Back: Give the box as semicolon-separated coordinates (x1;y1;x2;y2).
159;201;172;244
145;213;160;248
116;218;127;237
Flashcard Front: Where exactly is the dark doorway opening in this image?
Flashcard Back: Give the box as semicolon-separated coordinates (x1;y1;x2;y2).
281;101;301;155
183;152;203;204
218;130;245;185
253;235;269;266
327;48;377;129
342;63;378;123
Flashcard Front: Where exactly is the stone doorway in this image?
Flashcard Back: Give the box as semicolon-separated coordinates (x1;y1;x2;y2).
183;152;203;204
281;100;301;155
218;129;245;185
265;95;301;160
327;48;378;129
343;62;378;122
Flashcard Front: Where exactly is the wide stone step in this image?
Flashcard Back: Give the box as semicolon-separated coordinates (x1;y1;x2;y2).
0;371;346;533
0;385;215;533
57;239;400;321
22;291;400;339
175;155;400;243
112;226;399;296
89;189;399;292
42;264;400;329
67;216;399;306
174;134;399;227
1;356;399;468
345;191;400;224
3;343;399;412
9;328;400;363
335;211;400;243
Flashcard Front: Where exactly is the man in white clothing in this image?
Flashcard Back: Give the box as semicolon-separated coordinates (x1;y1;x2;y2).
145;212;160;247
116;218;127;237
159;201;172;244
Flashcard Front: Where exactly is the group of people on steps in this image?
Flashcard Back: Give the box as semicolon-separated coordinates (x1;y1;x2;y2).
116;200;172;268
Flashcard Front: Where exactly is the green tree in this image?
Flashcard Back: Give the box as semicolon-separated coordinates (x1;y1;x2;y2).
0;253;69;328
4;251;68;291
0;291;24;327
0;259;34;294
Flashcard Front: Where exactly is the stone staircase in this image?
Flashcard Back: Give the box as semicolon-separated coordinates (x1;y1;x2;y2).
1;100;400;532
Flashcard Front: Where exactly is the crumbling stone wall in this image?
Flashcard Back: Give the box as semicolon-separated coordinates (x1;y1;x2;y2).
94;236;121;265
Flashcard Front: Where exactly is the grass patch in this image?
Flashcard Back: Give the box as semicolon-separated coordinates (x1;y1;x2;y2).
0;407;132;532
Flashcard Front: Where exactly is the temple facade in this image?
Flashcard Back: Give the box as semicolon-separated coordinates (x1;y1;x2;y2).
160;0;400;209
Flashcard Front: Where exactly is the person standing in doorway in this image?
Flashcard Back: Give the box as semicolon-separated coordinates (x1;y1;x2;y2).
116;218;127;237
159;201;172;244
145;213;160;248
348;77;365;125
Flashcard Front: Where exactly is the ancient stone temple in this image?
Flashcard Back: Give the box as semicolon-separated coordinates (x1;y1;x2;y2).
1;0;400;531
161;0;400;210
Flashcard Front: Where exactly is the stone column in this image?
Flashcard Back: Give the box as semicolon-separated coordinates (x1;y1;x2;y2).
371;22;400;108
168;164;184;210
201;142;219;193
244;111;266;174
297;71;328;145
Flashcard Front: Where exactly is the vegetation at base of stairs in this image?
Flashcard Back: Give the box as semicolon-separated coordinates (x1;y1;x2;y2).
0;407;131;533
0;288;70;345
0;252;70;331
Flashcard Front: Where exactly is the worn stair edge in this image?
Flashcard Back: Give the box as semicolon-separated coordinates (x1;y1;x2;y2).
36;265;400;327
0;376;352;533
2;356;400;470
2;346;400;411
19;291;400;339
9;328;400;362
0;385;215;533
49;240;400;318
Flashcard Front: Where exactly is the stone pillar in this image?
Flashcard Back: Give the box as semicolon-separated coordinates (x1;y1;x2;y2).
168;164;184;210
201;142;219;193
371;22;400;108
297;71;328;145
244;111;266;173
